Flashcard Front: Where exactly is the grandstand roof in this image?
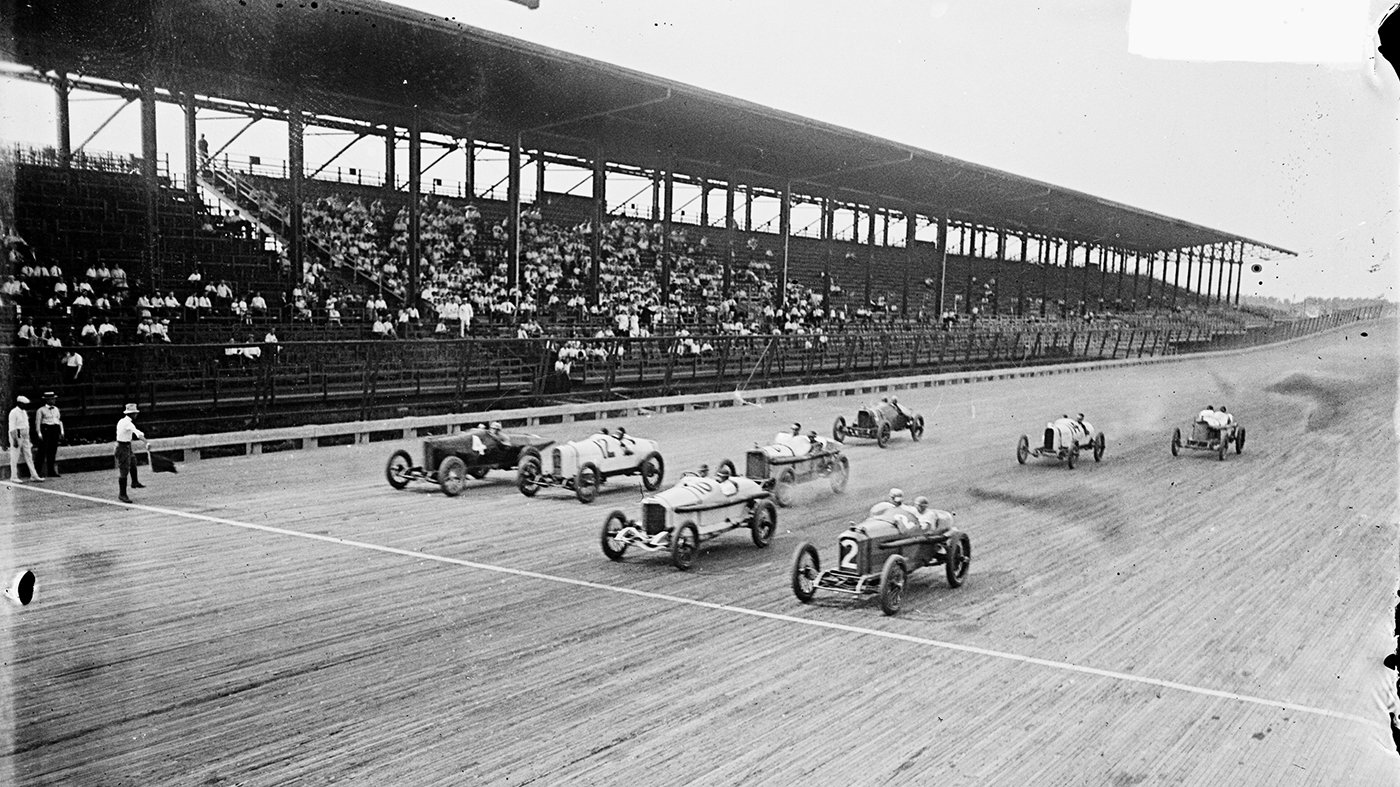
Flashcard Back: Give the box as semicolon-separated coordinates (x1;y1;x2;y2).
11;0;1294;256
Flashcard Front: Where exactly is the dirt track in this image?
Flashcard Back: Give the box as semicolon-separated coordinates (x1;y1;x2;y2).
2;319;1396;785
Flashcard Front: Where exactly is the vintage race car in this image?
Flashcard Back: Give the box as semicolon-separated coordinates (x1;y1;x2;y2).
385;428;554;497
516;430;664;503
744;431;849;507
1171;413;1245;460
1016;415;1105;469
789;501;970;615
833;398;924;448
601;466;777;570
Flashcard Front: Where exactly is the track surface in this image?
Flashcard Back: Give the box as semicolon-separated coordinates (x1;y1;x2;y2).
1;320;1396;785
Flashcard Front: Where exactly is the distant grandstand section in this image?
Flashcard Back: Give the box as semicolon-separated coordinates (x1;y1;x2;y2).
2;0;1319;445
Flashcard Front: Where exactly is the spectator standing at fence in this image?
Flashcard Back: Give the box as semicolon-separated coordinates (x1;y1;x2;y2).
114;403;145;503
35;392;63;478
7;396;41;482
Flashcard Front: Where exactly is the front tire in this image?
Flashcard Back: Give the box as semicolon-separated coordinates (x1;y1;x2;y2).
829;455;849;494
671;522;699;570
790;542;820;603
774;468;797;508
1017;435;1030;465
1217;438;1227;461
832;416;847;443
576;462;602;503
385;449;412;489
945;536;970;588
517;455;542;497
437;456;467;497
1093;433;1106;462
879;555;908;616
911;415;925;441
1170;428;1181;457
877;422;892;448
639;452;665;491
749;499;778;548
1066;448;1076;469
1235;426;1246;454
601;510;629;561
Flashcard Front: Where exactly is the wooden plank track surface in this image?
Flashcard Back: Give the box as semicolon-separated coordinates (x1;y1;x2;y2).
1;319;1396;785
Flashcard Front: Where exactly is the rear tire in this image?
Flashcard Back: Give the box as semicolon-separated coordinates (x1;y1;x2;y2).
601;510;629;561
1170;428;1181;457
790;543;820;603
1217;438;1227;461
750;500;777;548
879;555;908;616
911;415;924;441
775;468;797;508
832;416;847;443
1017;435;1029;465
1093;433;1105;462
1066;449;1076;470
385;450;413;489
671;522;699;570
517;455;542;497
877;422;892;448
829;455;849;494
437;456;467;497
945;536;970;588
639;452;665;491
576;462;602;503
1235;426;1246;454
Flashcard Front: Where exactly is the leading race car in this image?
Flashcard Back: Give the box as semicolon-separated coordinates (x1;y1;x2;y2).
745;426;849;507
1171;407;1245;460
601;464;777;570
516;428;664;503
385;425;554;496
833;397;924;448
789;496;970;615
1016;413;1105;469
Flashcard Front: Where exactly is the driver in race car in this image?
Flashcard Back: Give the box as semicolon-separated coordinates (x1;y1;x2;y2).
890;396;913;421
1073;413;1094;446
615;426;635;455
488;421;508;446
805;429;826;453
913;495;954;553
775;422;803;447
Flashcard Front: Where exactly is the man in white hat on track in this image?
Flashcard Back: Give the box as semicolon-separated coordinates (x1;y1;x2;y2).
7;395;41;482
115;403;146;503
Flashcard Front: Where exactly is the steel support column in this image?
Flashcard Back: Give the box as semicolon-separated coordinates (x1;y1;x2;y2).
724;176;736;298
287;105;305;285
55;73;71;167
904;210;916;319
591;150;605;304
778;184;791;308
996;230;1007;315
1131;251;1142;309
865;208;876;305
1171;248;1182;309
385;127;396;192
407;114;422;305
183;92;197;200
661;167;673;302
507;137;522;290
1017;234;1028;316
936;216;949;317
1062;240;1074;317
140;81;159;290
535;151;546;202
1184;247;1196;308
1233;242;1245;306
464;140;475;199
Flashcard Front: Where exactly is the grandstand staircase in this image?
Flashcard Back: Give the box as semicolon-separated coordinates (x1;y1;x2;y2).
198;163;403;308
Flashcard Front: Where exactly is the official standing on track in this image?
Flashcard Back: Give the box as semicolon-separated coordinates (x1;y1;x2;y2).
36;391;63;478
115;403;146;503
7;395;42;482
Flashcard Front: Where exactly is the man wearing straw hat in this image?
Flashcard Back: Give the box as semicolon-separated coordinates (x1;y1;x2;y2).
7;395;41;482
115;403;146;503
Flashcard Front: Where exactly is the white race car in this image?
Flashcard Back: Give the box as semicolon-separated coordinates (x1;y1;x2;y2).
601;465;777;570
1017;414;1105;469
517;429;664;503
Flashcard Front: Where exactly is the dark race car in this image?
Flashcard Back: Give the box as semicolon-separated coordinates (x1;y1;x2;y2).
833;398;924;448
385;428;554;496
789;500;969;615
1171;411;1246;461
744;429;849;507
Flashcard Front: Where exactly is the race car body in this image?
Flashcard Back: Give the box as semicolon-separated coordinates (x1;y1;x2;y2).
601;469;777;570
1016;416;1105;468
745;432;849;507
1171;412;1246;460
385;429;554;496
516;431;664;502
833;399;924;448
789;501;969;615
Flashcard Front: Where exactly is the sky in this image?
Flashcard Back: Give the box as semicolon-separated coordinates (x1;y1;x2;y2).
2;0;1396;301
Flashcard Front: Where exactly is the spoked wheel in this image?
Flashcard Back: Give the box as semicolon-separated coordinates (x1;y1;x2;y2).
517;455;542;497
1066;449;1077;470
832;416;847;443
1017;435;1030;465
829;455;849;494
576;462;602;503
1093;433;1106;462
671;522;700;570
879;555;908;616
774;468;797;508
639;452;665;491
437;456;467;497
1170;428;1181;457
1217;438;1227;461
790;542;820;603
1235;426;1246;454
385;450;413;489
945;536;970;588
911;415;925;441
749;500;777;548
601;510;629;561
716;458;737;480
877;423;892;448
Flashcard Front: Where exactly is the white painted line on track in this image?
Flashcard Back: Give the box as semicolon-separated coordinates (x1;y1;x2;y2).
12;481;1380;730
